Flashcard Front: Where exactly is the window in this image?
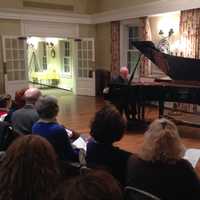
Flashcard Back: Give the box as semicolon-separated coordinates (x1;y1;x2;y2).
127;26;140;75
42;42;47;70
63;41;71;73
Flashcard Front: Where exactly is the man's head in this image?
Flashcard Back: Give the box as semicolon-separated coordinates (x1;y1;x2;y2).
24;88;41;105
119;66;129;80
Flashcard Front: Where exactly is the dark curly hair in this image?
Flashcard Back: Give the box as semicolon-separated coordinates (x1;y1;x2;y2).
0;135;60;200
90;105;126;144
63;170;123;200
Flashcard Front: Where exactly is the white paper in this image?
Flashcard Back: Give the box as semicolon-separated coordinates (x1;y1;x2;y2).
184;148;200;168
72;137;87;151
65;128;73;138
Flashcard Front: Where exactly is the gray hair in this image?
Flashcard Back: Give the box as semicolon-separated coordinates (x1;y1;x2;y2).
139;118;186;162
35;95;59;119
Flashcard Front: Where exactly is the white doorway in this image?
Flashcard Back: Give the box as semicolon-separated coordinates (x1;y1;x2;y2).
22;21;96;96
27;37;74;92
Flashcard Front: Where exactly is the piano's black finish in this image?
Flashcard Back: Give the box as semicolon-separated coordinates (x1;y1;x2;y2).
106;81;200;120
105;41;200;121
132;82;200;118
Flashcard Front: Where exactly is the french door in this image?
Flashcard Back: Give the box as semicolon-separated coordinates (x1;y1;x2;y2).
2;36;28;98
75;38;95;96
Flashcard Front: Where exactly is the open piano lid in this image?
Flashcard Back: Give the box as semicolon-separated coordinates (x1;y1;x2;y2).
133;41;200;81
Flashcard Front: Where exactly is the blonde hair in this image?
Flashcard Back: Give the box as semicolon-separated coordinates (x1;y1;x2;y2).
139;118;185;162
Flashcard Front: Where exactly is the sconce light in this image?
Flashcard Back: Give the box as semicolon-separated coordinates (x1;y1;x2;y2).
168;28;174;37
157;28;174;54
158;28;174;38
46;42;55;48
159;29;164;36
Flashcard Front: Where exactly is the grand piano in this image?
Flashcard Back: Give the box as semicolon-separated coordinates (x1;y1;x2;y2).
105;41;200;122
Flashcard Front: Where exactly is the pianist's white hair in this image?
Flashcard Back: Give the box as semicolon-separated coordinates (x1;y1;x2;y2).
139;118;186;162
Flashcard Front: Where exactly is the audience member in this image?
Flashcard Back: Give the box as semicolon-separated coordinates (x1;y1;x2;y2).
0;95;12;121
32;95;78;162
11;87;41;134
126;118;200;200
13;88;27;109
63;170;123;200
0;135;60;200
5;88;28;122
86;104;132;186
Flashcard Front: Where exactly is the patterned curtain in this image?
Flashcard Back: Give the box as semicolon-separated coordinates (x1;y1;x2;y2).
139;17;152;76
111;21;120;76
178;9;200;112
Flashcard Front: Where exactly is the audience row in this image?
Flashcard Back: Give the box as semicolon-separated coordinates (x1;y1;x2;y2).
0;87;200;200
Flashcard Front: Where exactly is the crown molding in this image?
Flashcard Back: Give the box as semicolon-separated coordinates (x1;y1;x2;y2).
92;0;200;23
0;8;92;24
0;0;199;25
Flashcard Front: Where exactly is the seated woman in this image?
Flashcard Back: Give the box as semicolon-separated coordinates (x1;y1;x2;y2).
32;95;78;162
5;88;27;122
63;170;123;200
0;135;60;200
86;104;132;186
0;95;12;122
126;118;200;200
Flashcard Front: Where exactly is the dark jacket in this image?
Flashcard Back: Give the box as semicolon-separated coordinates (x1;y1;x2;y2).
111;75;128;85
126;155;200;200
11;104;39;134
86;138;132;186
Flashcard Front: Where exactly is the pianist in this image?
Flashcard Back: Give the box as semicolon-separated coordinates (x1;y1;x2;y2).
111;66;129;85
103;66;137;122
109;67;130;118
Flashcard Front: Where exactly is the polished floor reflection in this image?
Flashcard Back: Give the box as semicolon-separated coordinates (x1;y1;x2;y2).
40;88;200;154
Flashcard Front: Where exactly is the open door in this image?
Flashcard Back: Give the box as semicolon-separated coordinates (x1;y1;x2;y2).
75;38;95;96
2;36;28;98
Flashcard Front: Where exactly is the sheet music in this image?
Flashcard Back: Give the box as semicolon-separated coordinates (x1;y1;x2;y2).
72;137;87;151
184;148;200;168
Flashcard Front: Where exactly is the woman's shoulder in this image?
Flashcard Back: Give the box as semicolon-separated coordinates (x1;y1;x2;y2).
33;122;63;130
87;139;132;157
48;123;66;132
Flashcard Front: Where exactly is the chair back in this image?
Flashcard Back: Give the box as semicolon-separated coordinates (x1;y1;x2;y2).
59;148;90;179
0;121;20;151
124;186;161;200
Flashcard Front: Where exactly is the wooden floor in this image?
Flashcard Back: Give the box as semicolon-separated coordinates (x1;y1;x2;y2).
41;88;200;155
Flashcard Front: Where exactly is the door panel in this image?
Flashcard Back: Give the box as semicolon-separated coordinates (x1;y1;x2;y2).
2;37;28;98
75;38;95;96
